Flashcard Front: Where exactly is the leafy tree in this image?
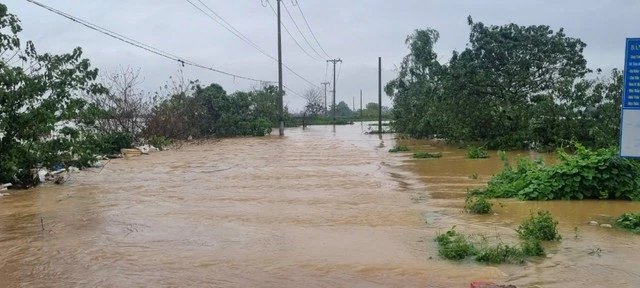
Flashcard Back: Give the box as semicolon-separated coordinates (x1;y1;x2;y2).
0;4;107;186
328;101;353;118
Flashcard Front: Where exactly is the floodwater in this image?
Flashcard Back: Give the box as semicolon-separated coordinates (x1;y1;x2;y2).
1;123;640;288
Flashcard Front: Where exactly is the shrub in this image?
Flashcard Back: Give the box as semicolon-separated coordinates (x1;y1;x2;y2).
516;211;561;241
413;152;442;159
614;213;640;234
435;227;475;260
149;135;171;151
464;196;493;214
467;146;489;159
389;145;410;153
477;144;640;201
434;226;546;264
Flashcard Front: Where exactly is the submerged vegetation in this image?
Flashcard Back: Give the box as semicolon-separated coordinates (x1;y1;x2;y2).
473;144;640;201
517;211;561;241
435;225;546;264
413;152;442;159
466;146;489;159
464;196;493;214
614;213;640;234
388;145;410;153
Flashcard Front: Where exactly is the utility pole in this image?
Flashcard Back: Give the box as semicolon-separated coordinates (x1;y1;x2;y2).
360;89;363;120
378;57;382;133
277;0;284;136
352;96;355;114
327;59;342;124
321;82;330;112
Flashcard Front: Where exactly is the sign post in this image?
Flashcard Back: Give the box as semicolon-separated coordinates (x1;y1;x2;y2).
620;38;640;157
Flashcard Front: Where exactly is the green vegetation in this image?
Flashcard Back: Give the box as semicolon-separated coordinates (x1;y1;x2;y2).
474;144;640;201
0;4;296;187
148;135;171;151
435;226;545;264
388;145;410;153
516;211;561;241
386;17;622;150
413;152;442;159
614;213;640;234
466;146;489;159
464;196;493;214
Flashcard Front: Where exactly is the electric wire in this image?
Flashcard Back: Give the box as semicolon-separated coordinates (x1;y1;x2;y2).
291;0;331;59
265;0;323;62
189;0;321;89
281;0;325;60
26;0;273;84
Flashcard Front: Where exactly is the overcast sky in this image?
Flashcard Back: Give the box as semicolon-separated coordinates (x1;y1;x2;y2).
4;0;639;111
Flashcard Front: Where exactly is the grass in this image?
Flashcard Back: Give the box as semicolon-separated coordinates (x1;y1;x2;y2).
388;145;410;153
614;213;640;234
413;152;442;159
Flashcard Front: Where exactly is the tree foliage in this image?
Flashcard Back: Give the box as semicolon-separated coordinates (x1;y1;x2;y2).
0;4;108;186
387;16;622;150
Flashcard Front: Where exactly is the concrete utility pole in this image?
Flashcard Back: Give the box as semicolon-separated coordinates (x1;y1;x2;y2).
277;0;284;136
378;57;382;133
327;59;342;123
360;89;363;120
321;82;330;112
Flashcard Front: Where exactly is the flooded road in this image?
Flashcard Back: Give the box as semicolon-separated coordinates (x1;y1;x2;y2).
1;123;640;287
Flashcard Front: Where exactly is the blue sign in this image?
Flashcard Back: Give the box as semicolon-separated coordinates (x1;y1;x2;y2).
620;38;640;157
623;38;640;109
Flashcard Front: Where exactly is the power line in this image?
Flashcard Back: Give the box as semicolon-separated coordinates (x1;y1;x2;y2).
266;0;323;62
186;0;273;61
26;0;273;84
281;1;324;60
188;0;321;89
291;0;331;59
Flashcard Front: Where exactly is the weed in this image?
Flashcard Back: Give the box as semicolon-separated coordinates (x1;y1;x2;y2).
413;152;442;159
520;239;545;257
516;211;561;241
469;173;479;179
388;145;410;153
614;213;640;234
574;227;579;239
467;146;489;159
464;196;493;214
474;242;526;264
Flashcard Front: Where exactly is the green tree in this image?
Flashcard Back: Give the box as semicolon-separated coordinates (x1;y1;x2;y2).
0;4;107;186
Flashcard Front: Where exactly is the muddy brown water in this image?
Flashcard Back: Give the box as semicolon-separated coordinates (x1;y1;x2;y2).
1;123;640;287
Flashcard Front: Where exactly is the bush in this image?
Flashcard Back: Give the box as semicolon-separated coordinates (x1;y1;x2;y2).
389;145;410;153
477;144;640;201
464;196;493;214
467;146;489;159
614;213;640;234
149;135;171;150
516;211;561;241
435;227;475;260
99;132;134;155
413;152;442;159
434;226;545;264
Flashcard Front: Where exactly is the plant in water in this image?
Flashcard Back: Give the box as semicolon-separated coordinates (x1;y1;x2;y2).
149;135;171;151
614;213;640;234
388;145;410;153
464;196;493;214
516;211;561;241
413;152;442;159
467;146;489;159
435;226;545;264
469;173;479;179
435;226;475;260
